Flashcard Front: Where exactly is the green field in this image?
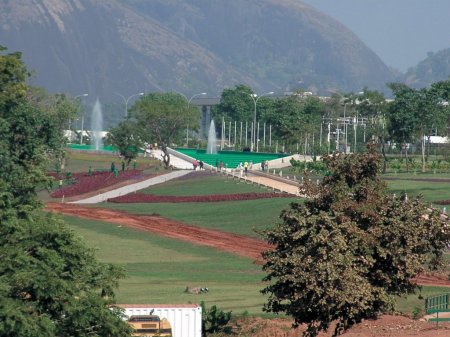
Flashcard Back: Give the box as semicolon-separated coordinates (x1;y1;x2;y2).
47;151;163;173
140;173;270;196
50;151;450;316
64;215;268;315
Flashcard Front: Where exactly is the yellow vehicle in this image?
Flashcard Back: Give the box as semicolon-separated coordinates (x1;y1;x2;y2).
128;315;172;337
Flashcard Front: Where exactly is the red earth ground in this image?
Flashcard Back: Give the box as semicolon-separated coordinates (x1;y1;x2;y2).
45;202;450;336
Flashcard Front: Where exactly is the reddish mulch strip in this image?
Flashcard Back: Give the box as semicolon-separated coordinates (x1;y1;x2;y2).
384;177;450;183
434;200;450;205
50;170;145;198
107;192;294;203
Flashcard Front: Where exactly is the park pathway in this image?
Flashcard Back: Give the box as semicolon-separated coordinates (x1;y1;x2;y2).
70;170;191;204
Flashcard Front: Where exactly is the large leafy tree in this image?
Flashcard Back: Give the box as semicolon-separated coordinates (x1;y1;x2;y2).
264;94;324;152
387;83;419;171
106;120;144;164
130;92;200;168
212;84;255;123
261;145;450;337
0;46;132;337
388;82;449;172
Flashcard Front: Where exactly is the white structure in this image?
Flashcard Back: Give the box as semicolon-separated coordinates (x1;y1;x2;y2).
118;304;202;337
424;136;449;144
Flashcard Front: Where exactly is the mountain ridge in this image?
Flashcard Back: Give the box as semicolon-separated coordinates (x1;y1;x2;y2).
0;0;395;99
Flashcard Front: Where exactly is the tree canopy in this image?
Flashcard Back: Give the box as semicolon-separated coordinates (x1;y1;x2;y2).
261;144;450;337
106;120;144;164
130;92;200;168
0;45;132;337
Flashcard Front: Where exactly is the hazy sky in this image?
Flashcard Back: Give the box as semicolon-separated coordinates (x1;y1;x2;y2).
301;0;450;72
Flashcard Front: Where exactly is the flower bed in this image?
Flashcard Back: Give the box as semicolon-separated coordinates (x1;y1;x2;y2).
107;192;294;203
50;170;144;198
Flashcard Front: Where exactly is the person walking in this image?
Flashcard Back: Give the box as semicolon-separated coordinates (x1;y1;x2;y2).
244;161;248;175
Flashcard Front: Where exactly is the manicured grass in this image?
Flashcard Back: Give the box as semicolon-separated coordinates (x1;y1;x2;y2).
63;215;268;315
141;173;277;196
99;197;298;237
47;150;163;174
395;286;450;314
385;178;450;205
63;215;450;316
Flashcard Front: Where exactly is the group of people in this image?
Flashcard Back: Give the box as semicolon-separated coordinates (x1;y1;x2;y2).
261;160;269;172
237;161;252;175
193;159;204;170
237;160;269;174
110;159;138;176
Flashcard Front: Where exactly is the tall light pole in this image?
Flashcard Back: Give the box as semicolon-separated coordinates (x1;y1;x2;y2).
250;91;274;152
178;92;207;147
115;92;144;118
74;93;89;144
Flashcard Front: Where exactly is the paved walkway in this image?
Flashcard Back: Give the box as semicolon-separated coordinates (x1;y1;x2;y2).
146;149;193;169
70;170;191;204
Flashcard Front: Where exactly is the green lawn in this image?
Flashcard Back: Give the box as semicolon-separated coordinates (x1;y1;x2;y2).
141;173;270;196
47;155;450;317
100;197;297;237
47;150;163;174
387;180;450;203
64;215;268;315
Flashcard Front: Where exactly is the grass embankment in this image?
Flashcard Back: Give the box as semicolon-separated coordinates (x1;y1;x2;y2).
64;215;267;315
99;173;299;237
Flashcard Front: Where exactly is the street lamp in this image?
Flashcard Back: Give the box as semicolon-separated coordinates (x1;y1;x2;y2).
74;93;88;144
115;92;144;118
177;92;207;147
250;91;274;152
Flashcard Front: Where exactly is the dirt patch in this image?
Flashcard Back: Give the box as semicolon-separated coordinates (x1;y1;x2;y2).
412;274;450;288
234;315;450;337
45;203;272;261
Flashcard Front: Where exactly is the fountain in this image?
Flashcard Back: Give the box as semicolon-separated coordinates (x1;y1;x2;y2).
91;98;103;151
206;120;217;154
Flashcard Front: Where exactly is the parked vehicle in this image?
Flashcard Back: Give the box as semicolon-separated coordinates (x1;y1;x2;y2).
128;315;172;336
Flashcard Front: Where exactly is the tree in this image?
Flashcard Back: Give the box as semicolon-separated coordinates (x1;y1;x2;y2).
264;93;324;152
356;89;389;171
387;83;419;171
261;144;450;337
212;84;255;123
0;46;132;337
388;82;448;172
26;87;81;171
0;212;133;337
130;92;200;168
106;120;144;164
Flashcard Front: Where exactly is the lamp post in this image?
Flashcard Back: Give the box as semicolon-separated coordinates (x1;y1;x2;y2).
178;92;207;147
115;92;144;118
250;91;274;152
74;93;88;144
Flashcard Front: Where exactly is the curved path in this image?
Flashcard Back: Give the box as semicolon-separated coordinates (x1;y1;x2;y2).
70;170;191;204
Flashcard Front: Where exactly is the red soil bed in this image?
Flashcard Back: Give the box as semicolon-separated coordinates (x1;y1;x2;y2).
45;203;271;261
50;170;145;198
107;192;294;203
